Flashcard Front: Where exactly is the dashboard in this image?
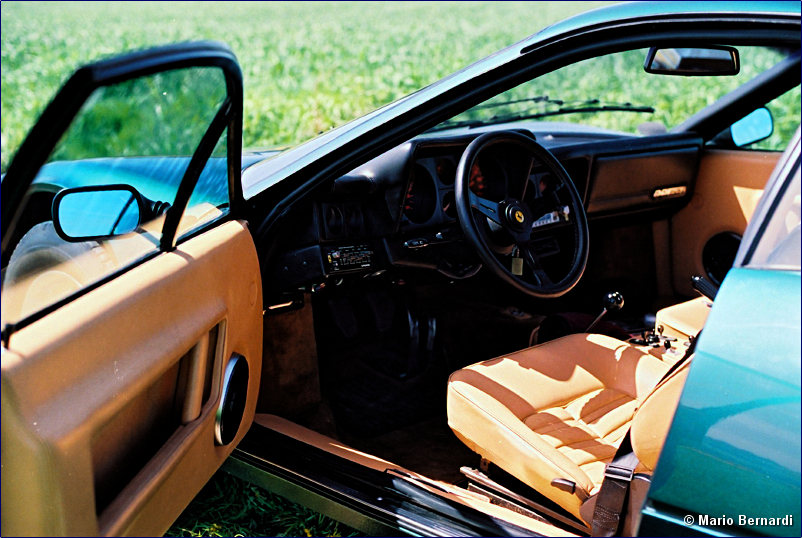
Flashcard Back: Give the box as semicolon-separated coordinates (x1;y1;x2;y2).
266;125;702;297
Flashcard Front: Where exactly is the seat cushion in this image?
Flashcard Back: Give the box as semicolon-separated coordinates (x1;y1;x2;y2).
447;333;669;522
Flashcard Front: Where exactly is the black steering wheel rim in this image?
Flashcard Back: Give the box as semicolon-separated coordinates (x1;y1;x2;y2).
455;130;589;298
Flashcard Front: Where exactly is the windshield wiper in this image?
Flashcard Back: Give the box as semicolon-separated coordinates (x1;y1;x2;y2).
471;94;568;111
429;96;654;132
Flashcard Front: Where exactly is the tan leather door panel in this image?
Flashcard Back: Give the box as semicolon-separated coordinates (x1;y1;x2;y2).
1;220;262;536
671;149;779;295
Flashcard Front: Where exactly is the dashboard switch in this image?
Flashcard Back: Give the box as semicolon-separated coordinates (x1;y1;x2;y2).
404;238;429;249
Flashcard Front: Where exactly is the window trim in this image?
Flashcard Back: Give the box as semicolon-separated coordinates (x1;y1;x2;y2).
0;212;236;348
160;99;234;251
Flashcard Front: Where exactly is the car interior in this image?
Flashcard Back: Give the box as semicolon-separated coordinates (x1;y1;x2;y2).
232;43;800;535
246;116;786;533
2;36;799;536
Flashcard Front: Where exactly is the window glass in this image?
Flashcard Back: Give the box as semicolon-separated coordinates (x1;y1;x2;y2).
2;66;229;328
749;86;802;151
178;133;231;239
747;161;801;271
434;46;795;141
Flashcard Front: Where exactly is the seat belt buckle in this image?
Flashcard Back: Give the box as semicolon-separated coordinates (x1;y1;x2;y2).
604;462;635;482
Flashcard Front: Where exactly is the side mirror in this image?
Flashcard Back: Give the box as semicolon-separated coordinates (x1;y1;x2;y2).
644;46;739;76
730;107;774;147
52;185;165;242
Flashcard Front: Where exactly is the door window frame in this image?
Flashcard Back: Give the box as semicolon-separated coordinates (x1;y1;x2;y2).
0;41;243;345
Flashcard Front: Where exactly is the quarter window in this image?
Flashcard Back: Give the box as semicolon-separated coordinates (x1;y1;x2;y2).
746;158;801;271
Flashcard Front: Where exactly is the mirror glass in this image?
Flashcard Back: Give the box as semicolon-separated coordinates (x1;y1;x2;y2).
644;46;739;76
55;187;142;240
731;107;774;147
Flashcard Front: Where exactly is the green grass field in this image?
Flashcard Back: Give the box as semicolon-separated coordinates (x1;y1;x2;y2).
3;1;797;172
167;471;362;537
2;1;798;536
1;1;605;171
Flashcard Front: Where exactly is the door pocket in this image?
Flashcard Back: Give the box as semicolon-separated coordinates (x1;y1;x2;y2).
91;323;223;517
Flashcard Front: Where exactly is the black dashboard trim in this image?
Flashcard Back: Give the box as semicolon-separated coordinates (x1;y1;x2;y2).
266;129;704;294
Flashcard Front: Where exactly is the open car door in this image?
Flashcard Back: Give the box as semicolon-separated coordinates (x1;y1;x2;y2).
1;42;263;536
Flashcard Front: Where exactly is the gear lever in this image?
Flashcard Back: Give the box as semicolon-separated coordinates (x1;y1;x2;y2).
585;291;624;333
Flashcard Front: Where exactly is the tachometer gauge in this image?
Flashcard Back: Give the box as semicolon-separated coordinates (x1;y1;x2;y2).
403;164;437;224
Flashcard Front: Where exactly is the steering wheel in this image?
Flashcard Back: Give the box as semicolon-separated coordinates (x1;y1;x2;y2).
455;131;589;298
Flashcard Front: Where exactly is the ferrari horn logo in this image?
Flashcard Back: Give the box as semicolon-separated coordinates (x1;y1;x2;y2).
514;210;525;223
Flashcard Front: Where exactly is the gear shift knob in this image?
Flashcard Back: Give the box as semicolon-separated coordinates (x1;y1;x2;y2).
603;291;624;312
586;291;624;333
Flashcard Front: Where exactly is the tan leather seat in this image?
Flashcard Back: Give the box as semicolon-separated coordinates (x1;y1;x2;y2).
447;333;690;525
655;296;711;343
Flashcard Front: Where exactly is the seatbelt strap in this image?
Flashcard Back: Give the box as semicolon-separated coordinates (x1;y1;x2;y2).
591;432;638;536
591;331;700;536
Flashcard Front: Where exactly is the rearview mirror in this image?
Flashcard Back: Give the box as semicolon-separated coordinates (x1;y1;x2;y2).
731;107;774;147
53;185;145;242
644;46;739;76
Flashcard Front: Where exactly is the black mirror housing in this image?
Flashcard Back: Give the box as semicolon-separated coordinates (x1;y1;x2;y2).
52;184;148;242
644;46;740;76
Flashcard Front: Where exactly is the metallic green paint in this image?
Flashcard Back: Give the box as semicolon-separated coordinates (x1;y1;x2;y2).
534;1;801;45
645;267;801;536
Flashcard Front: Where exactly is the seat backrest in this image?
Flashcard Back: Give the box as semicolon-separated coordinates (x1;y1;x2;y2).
630;359;692;471
655;297;711;342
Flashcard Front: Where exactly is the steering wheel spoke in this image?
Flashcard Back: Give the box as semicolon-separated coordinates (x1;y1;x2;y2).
520;244;554;288
520;156;536;200
469;192;503;224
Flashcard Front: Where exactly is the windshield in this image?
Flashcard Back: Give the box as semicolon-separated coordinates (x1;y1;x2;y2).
433;46;799;144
